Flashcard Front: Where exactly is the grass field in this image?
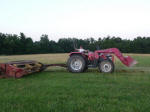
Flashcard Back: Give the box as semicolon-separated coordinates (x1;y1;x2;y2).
0;53;150;112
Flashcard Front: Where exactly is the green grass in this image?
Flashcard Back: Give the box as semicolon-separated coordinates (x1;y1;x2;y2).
0;54;150;112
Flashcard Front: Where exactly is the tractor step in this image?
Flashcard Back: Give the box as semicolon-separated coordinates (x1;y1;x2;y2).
88;65;97;68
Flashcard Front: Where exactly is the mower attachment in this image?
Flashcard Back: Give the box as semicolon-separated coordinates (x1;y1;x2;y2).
0;60;67;78
0;60;44;78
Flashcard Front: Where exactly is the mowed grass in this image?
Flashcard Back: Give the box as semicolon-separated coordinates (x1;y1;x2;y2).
0;53;150;112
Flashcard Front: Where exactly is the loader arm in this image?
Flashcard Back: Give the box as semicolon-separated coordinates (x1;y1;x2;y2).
96;48;137;67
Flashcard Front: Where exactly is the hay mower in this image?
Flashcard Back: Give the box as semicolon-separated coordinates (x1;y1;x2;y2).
0;48;137;78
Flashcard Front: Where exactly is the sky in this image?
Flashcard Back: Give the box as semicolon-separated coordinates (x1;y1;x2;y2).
0;0;150;41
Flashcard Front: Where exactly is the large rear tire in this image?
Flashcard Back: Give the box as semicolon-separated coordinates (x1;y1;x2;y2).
67;55;86;73
98;60;114;73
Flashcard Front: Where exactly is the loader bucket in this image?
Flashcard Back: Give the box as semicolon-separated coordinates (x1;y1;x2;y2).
124;56;137;67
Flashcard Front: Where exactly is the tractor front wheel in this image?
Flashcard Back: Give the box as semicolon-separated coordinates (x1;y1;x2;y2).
98;60;114;73
67;55;86;73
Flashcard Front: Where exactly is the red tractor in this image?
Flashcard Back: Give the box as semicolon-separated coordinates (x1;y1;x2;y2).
67;47;137;73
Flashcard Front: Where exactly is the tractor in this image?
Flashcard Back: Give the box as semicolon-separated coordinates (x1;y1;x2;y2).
67;47;137;73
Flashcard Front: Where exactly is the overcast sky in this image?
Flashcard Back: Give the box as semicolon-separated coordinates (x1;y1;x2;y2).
0;0;150;41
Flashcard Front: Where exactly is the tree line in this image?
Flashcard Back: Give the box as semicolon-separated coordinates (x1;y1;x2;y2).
0;32;150;55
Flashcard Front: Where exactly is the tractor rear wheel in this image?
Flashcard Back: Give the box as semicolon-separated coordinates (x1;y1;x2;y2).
67;55;86;73
98;60;114;73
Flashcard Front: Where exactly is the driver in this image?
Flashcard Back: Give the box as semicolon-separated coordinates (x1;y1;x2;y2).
76;46;88;53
